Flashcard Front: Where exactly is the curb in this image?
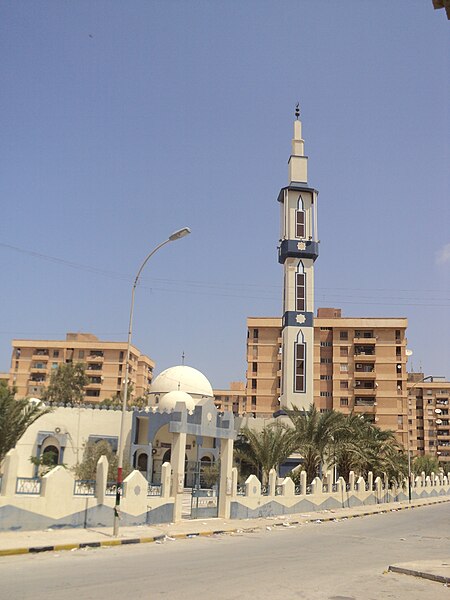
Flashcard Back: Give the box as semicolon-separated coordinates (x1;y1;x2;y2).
388;565;450;585
1;498;449;558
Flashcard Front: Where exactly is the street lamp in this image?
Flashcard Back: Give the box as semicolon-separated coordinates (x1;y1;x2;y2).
407;375;433;503
113;227;191;536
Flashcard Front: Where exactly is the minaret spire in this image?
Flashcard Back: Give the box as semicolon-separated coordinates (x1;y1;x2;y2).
288;106;307;184
278;108;319;410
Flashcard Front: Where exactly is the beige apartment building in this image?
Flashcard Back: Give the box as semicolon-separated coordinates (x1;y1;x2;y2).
246;309;409;446
407;373;450;464
8;333;155;403
213;381;247;415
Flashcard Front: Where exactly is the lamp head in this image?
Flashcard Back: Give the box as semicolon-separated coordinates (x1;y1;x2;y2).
169;227;191;241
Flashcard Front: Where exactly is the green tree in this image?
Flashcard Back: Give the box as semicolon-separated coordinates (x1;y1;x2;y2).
286;405;346;483
41;362;88;406
234;422;297;484
412;454;440;477
30;450;65;476
333;414;407;484
74;440;132;481
0;382;51;466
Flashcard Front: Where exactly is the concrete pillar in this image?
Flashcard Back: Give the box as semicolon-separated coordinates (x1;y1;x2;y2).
218;437;234;518
300;470;307;495
311;476;322;495
1;449;19;496
281;477;295;497
348;471;355;492
245;474;261;497
95;455;108;504
367;471;373;492
231;467;238;497
161;462;172;499
374;476;383;503
268;468;277;497
171;431;186;522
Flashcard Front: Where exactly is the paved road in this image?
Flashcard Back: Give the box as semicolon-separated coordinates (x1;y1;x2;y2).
1;503;450;600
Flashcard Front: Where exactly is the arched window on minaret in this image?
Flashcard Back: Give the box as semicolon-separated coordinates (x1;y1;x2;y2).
296;195;305;238
294;331;306;393
296;261;305;312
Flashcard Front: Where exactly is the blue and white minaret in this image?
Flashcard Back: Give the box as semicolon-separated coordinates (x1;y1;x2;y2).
278;106;319;410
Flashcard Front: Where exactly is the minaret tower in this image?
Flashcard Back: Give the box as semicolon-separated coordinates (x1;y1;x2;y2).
278;105;319;410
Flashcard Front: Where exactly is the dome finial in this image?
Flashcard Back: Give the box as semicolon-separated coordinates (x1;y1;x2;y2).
295;102;300;120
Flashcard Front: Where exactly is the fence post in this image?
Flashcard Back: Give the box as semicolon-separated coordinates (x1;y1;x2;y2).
95;455;108;504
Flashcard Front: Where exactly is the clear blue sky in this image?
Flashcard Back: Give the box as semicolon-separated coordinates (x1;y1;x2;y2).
1;1;449;388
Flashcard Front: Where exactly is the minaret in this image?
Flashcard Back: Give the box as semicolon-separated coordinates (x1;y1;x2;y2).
278;105;319;410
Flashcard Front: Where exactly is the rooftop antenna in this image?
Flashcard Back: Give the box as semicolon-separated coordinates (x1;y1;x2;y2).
181;351;185;366
295;102;300;120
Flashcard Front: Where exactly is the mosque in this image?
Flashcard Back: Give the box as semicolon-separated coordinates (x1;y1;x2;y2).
11;109;314;490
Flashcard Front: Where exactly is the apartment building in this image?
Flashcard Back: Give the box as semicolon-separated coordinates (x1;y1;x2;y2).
408;374;450;464
213;381;247;415
246;309;409;446
9;333;155;403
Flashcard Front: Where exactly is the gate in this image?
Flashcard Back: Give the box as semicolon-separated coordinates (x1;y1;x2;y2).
186;460;220;519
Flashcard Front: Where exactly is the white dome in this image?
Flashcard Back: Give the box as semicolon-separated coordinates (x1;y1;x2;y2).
159;390;196;412
150;365;214;398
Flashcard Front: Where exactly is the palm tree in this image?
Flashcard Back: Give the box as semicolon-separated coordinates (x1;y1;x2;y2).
234;422;296;484
412;454;440;477
334;415;407;484
286;405;346;483
0;383;51;467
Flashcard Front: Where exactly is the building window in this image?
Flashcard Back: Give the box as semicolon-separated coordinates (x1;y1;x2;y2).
320;392;331;397
340;398;349;406
320;358;332;364
340;364;348;372
85;389;100;397
78;350;84;359
252;362;258;373
320;342;332;347
320;327;332;331
296;196;305;238
320;375;332;380
53;350;60;358
340;347;348;357
51;362;58;369
340;381;349;389
294;335;305;393
253;329;259;340
251;379;257;390
296;262;305;312
340;331;348;340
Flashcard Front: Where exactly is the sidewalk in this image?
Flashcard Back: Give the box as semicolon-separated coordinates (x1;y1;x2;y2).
0;496;448;577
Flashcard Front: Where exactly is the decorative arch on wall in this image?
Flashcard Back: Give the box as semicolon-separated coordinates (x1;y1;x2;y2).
296;195;305;238
296;261;306;312
294;330;306;393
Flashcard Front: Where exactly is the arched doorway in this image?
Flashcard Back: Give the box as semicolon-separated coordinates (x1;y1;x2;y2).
137;453;148;472
42;445;59;467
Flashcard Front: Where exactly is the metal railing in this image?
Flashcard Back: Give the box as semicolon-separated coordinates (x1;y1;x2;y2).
275;485;284;496
236;484;246;496
16;477;41;495
74;480;96;496
106;482;118;496
147;483;162;497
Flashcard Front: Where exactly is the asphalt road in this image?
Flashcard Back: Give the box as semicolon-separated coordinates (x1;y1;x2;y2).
1;504;450;600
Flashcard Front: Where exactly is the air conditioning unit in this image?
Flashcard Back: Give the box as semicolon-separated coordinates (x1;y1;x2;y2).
54;427;61;434
356;364;362;369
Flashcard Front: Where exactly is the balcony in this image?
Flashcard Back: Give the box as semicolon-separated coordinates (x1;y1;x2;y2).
32;352;49;360
353;337;377;344
354;386;377;395
86;363;102;371
87;354;104;362
354;397;376;407
30;365;47;372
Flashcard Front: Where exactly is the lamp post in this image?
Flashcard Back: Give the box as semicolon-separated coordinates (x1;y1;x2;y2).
113;227;191;536
407;375;433;503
